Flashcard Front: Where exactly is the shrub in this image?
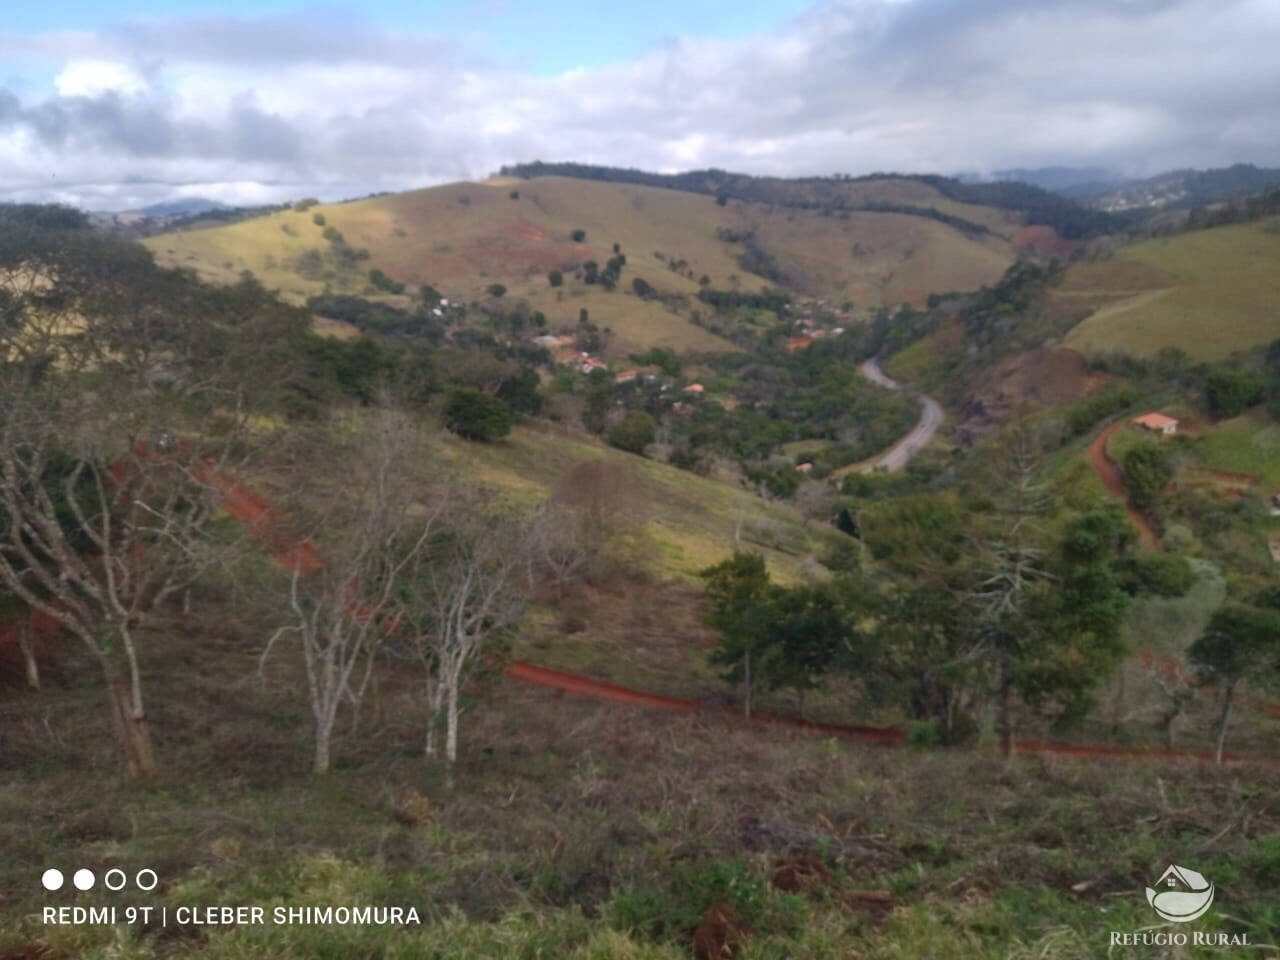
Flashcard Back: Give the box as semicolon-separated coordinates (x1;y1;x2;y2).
1206;369;1264;418
547;269;563;288
570;229;586;243
1115;553;1196;597
1121;443;1173;512
608;411;656;455
312;212;326;226
443;388;511;441
486;283;507;298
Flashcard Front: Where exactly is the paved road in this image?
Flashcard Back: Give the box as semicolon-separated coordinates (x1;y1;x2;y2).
856;358;944;473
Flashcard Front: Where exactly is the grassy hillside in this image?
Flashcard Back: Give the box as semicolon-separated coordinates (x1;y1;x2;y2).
437;417;833;583
1059;219;1280;360
145;175;1018;354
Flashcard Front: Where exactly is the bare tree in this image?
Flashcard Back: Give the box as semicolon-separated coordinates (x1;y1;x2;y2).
0;212;311;777
397;497;531;767
263;406;443;774
0;387;244;778
548;459;642;580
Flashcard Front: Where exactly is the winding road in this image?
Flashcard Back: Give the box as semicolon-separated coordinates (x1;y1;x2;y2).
855;359;944;473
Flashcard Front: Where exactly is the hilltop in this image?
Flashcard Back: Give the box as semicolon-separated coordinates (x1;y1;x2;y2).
140;166;1109;354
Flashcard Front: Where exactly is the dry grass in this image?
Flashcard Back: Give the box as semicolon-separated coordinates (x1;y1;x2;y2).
145;176;1020;352
3;603;1279;957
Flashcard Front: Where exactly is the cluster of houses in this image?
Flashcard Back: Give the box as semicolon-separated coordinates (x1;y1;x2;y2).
531;334;608;376
530;332;706;410
785;299;848;353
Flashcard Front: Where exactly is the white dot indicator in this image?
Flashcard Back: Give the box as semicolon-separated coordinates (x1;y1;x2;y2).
41;869;64;891
73;869;95;891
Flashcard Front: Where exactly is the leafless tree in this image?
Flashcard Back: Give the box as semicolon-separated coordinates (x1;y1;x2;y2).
397;496;531;767
263;406;444;774
548;459;642;580
0;385;246;778
0;216;312;777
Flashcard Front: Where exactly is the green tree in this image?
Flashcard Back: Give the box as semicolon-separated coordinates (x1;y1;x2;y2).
1205;369;1264;418
312;212;326;226
1190;602;1280;763
700;552;776;718
570;229;586;243
548;269;564;288
486;283;507;298
770;582;851;713
1121;443;1173;513
608;411;656;455
442;387;511;441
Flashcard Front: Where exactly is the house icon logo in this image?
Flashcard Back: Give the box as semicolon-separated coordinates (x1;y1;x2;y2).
1146;865;1215;922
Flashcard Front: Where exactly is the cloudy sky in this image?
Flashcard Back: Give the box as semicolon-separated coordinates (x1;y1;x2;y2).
2;0;1278;209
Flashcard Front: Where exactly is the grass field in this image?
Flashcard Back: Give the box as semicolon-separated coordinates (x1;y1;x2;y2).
144;175;1019;352
1188;411;1280;487
437;417;834;582
748;206;1011;306
1061;219;1280;360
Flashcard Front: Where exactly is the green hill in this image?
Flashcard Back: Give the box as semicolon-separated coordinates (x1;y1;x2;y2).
1059;218;1280;360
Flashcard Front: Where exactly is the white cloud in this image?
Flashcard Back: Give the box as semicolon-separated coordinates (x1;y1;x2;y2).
54;60;148;98
0;0;1277;209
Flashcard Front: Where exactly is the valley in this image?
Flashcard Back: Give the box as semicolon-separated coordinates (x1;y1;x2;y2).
4;163;1280;960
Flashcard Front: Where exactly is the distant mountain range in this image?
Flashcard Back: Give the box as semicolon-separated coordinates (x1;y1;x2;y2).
968;163;1280;215
134;197;232;217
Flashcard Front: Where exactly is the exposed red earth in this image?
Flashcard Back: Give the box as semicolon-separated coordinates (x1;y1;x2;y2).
505;659;1277;766
1087;422;1159;548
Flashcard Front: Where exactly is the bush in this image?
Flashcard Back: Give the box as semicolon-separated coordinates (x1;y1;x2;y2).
443;388;511;441
570;229;586;243
1115;553;1196;597
486;283;507;298
547;269;563;288
1206;369;1264;418
322;225;345;245
1121;443;1173;512
608;411;656;455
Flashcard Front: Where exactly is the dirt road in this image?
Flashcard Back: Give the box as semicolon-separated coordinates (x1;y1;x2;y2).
855;359;944;473
505;659;1276;766
1087;422;1159;548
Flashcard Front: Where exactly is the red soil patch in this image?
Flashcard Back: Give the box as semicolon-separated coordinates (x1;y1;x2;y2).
1087;423;1159;549
508;221;552;243
692;902;752;960
504;660;1280;766
1012;225;1078;259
